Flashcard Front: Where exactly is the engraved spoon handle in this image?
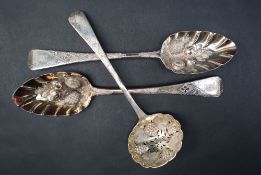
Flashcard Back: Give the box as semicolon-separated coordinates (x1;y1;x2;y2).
28;49;160;70
69;11;147;119
92;76;223;97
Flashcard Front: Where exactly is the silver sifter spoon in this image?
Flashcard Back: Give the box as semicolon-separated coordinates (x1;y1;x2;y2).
69;10;184;168
12;72;222;116
28;30;236;74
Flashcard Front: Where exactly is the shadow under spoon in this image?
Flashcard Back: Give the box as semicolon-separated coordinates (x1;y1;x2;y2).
68;10;185;168
28;30;236;74
12;72;222;116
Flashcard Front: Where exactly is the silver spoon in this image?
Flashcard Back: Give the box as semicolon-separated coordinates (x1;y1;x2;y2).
12;72;222;116
28;31;236;74
69;10;184;168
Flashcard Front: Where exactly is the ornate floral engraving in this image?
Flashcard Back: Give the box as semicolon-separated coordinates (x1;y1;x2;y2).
178;76;222;97
179;83;202;96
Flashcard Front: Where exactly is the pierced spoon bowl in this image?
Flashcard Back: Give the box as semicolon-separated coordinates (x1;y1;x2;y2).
128;113;183;168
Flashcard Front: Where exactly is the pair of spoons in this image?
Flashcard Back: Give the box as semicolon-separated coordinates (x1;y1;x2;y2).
13;11;236;168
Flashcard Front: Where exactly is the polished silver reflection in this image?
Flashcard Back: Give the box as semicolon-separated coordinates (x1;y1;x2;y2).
28;31;236;74
68;10;183;168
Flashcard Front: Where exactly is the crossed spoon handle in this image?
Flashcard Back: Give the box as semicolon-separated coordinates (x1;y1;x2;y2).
93;76;222;97
28;49;160;70
69;11;147;119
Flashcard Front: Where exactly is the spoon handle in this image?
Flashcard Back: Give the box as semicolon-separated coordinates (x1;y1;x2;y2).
28;49;160;70
92;76;222;97
69;11;147;119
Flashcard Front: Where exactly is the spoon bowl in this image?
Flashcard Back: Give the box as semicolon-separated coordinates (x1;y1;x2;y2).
160;31;236;74
13;72;92;116
128;113;183;168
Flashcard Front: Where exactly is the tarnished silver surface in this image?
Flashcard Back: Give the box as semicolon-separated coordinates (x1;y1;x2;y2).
28;31;236;74
128;113;183;168
68;10;183;168
13;72;222;116
128;76;223;97
160;31;236;74
69;10;147;118
27;49;159;70
12;72;92;116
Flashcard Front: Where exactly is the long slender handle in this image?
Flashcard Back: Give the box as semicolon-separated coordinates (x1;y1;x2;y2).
92;76;223;97
69;11;147;119
28;49;160;70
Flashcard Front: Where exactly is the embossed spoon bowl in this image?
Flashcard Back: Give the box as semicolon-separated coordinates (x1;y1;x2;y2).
12;72;222;116
28;31;236;74
69;10;183;168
